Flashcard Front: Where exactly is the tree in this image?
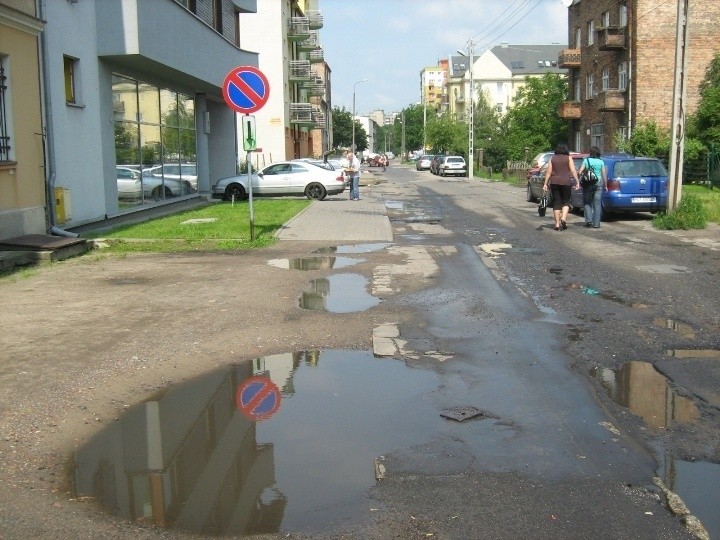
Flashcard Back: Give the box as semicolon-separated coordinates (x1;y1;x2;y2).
500;74;568;160
391;103;424;155
425;112;466;155
331;106;367;152
690;53;720;148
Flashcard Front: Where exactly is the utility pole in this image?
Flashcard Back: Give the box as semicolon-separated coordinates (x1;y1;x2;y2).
401;111;406;160
457;40;476;178
667;0;690;211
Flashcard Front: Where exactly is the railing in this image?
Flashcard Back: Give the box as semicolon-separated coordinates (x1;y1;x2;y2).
288;60;311;82
288;17;310;40
306;10;323;30
597;26;626;50
558;101;582;119
598;89;626;111
558;49;581;68
297;31;319;51
308;48;324;63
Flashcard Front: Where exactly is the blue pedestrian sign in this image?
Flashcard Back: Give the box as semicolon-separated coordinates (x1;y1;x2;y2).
222;66;270;114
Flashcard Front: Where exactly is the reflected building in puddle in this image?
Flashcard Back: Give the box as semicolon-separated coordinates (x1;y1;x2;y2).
592;361;698;429
72;354;311;535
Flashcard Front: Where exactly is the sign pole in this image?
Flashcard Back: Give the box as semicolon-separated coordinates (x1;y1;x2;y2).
247;148;254;241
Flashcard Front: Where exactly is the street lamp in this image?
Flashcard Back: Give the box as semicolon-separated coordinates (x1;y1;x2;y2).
457;40;476;179
352;78;368;154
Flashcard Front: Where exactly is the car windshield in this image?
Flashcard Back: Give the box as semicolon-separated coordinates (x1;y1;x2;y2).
614;160;668;177
447;157;464;163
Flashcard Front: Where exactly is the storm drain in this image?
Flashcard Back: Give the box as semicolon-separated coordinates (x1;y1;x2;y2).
440;406;493;422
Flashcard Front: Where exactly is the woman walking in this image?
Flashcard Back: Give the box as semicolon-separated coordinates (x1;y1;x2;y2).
577;146;607;228
543;143;579;231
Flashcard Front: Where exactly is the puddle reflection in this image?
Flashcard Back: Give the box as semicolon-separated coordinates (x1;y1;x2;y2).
654;318;696;339
267;256;360;270
663;458;720;539
590;361;698;429
666;349;720;359
314;243;389;254
299;273;380;313
72;350;439;535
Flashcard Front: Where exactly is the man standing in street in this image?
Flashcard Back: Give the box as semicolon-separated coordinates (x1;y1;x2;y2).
345;152;361;200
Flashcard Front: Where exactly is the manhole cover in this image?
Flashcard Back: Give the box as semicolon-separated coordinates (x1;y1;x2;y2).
440;406;490;422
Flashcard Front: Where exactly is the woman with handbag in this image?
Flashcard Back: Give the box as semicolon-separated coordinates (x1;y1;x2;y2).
543;143;580;231
577;146;608;229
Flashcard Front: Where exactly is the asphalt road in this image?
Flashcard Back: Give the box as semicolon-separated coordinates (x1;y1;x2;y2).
0;163;718;539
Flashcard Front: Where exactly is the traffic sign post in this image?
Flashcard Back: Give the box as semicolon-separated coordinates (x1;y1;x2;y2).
235;376;281;422
222;66;271;242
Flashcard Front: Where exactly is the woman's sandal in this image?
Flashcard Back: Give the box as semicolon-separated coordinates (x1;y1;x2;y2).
561;220;567;230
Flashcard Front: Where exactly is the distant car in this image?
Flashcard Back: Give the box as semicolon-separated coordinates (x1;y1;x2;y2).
526;153;586;203
117;165;195;201
437;156;467;177
416;155;434;171
212;161;346;201
570;154;668;214
430;155;446;175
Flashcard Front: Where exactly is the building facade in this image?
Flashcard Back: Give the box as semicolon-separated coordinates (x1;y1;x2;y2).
0;0;45;241
238;0;328;164
420;66;446;111
40;0;258;230
559;0;720;153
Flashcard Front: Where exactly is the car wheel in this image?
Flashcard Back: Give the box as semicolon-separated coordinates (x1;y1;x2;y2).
151;186;171;202
526;184;536;202
305;182;327;200
224;183;247;201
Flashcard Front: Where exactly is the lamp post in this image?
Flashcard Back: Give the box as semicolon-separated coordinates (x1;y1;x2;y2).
352;78;367;154
457;40;476;179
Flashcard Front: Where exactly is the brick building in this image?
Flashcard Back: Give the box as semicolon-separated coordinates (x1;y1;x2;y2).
559;0;720;153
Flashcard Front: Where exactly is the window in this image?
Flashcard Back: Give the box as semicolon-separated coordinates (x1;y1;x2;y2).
601;11;610;28
586;73;594;99
590;123;604;151
618;61;628;90
575;131;582;154
617;126;628;142
574;78;581;101
619;4;628;27
496;82;503;93
602;68;610;91
575;27;582;48
63;55;80;104
587;20;595;46
0;56;12;161
213;0;223;32
495;103;503;114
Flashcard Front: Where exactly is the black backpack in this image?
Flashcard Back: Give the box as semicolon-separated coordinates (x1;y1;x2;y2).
580;158;600;187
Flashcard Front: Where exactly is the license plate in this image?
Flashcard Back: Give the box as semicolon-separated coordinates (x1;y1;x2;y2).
632;196;656;203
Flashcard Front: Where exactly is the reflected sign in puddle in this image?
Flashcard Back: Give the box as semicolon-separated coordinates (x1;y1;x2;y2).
314;243;389;254
299;273;380;313
663;459;720;539
71;350;439;536
591;361;699;429
267;256;361;270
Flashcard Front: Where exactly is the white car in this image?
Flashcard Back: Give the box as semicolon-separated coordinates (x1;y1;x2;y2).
143;163;198;190
437;156;467;177
212;161;346;201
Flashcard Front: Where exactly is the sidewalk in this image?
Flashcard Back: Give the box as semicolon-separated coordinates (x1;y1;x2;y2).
275;186;393;243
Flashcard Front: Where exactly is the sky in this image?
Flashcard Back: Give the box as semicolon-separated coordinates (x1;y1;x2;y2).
321;0;570;115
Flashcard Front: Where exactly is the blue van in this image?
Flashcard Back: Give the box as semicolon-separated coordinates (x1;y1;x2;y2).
571;154;668;215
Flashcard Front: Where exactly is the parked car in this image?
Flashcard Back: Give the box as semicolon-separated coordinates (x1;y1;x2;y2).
526;153;587;203
526;151;554;181
291;158;335;171
430;155;446;175
212;161;346;201
570;154;668;214
416;155;434;171
117;165;195;201
437;156;467;177
143;163;198;190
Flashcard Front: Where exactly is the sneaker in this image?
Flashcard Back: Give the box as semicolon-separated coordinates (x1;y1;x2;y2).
585;222;592;227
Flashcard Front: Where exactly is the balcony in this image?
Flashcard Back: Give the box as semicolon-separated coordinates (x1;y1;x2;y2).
306;10;323;30
308;47;324;63
311;110;326;129
598;26;626;50
558;49;581;69
290;103;324;129
305;76;325;97
598;89;626;111
558;101;582;119
288;17;310;40
297;31;319;52
288;60;311;82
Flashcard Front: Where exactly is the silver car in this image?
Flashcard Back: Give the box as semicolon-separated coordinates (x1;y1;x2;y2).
212;161;346;201
116;165;195;201
437;156;467;177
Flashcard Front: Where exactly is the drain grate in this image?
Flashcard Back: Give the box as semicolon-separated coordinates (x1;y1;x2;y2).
440;406;491;422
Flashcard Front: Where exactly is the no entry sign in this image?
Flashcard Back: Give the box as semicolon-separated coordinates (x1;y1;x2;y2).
235;375;281;421
222;66;270;114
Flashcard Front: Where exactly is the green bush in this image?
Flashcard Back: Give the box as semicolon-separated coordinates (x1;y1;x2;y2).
653;193;708;229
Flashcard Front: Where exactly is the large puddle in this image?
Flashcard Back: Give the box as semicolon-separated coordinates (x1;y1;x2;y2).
663;458;720;539
299;273;380;313
590;361;699;429
72;350;439;535
267;256;361;270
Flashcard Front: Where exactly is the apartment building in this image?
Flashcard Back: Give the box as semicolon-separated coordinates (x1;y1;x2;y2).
448;44;567;121
239;0;328;163
559;0;720;153
0;0;45;241
39;0;258;230
420;65;447;111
